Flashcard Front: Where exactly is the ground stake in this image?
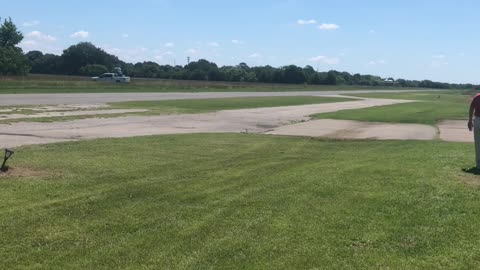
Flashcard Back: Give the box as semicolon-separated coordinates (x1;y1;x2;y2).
1;149;14;172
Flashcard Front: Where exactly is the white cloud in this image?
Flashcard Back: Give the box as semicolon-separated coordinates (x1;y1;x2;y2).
19;39;62;54
185;48;197;54
101;45;154;62
308;55;340;65
20;31;58;53
432;54;446;59
431;61;448;67
318;23;340;30
70;30;89;39
19;40;37;46
367;60;387;66
297;19;317;25
164;42;174;47
105;47;122;55
369;29;376;34
23;20;40;27
154;51;175;61
207;42;220;47
231;39;244;44
121;33;129;38
25;31;56;42
248;53;261;58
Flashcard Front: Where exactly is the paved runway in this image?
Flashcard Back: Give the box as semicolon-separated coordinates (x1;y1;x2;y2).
0;90;441;106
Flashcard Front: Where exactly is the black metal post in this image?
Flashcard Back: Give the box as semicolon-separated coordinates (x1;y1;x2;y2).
1;149;14;172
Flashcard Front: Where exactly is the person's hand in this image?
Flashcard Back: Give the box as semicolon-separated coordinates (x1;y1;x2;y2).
468;120;473;131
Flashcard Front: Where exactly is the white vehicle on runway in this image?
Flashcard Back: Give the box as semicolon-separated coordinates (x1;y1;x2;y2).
92;67;130;83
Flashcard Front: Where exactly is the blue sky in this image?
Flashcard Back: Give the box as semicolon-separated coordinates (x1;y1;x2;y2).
4;0;480;83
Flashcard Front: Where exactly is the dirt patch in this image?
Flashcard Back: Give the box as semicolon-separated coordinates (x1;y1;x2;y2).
458;171;480;187
0;98;413;148
459;176;480;187
0;109;148;120
0;90;441;106
0;166;50;179
267;119;438;141
438;120;472;142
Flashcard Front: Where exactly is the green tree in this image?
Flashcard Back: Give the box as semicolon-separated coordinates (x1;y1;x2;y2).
79;64;109;76
26;50;43;62
283;65;306;84
61;42;122;75
30;53;62;74
0;47;30;75
0;17;23;47
0;17;29;75
323;71;337;85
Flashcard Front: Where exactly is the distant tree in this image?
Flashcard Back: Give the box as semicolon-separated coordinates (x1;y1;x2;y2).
79;64;109;76
25;50;43;62
189;70;207;80
310;72;321;84
272;69;284;83
186;59;217;72
61;42;122;75
244;71;257;82
120;63;135;76
30;53;62;74
395;79;406;87
323;71;337;85
253;65;274;83
133;61;160;77
237;62;250;71
0;17;29;75
283;65;306;84
303;65;316;83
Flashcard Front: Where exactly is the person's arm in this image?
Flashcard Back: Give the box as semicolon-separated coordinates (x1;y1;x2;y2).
469;100;475;131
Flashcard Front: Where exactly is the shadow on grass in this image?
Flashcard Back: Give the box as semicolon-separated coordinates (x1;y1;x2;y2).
462;167;480;175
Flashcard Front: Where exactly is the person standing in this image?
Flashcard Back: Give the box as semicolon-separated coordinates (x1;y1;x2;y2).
468;93;480;168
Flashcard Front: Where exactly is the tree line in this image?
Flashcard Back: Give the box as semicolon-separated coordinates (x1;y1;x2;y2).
0;17;477;90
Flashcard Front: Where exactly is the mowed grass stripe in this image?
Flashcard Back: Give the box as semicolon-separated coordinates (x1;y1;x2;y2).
313;92;471;124
109;96;354;115
1;134;480;269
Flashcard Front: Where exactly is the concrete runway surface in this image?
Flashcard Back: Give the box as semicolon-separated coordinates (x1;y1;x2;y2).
0;90;471;148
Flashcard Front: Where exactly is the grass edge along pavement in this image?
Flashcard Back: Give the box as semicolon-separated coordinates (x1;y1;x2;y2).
312;91;472;125
1;133;480;269
0;74;438;94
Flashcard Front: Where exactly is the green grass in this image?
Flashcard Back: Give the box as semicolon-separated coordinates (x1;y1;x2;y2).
313;92;472;125
1;133;480;269
0;74;431;94
109;96;354;115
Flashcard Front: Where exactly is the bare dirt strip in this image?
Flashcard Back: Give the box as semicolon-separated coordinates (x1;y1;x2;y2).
0;94;473;148
438;120;473;143
0;98;414;148
0;90;442;106
0;109;147;120
267;119;438;140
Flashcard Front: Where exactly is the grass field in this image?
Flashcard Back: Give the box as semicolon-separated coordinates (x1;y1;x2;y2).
313;92;472;124
0;74;430;94
1;134;480;269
